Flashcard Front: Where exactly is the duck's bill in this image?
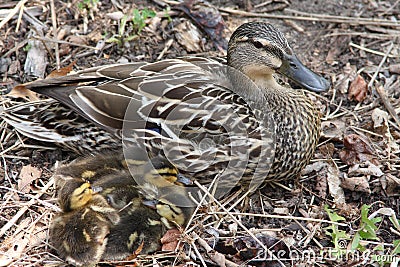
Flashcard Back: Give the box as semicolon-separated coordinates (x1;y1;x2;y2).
278;54;330;92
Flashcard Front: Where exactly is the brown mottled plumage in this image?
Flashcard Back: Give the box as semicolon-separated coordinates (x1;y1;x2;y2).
4;22;330;191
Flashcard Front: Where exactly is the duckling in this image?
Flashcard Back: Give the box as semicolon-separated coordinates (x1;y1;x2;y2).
50;153;195;265
49;193;120;267
9;22;330;195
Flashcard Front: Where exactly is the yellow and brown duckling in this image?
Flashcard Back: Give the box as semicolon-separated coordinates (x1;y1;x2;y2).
49;153;195;266
49;193;120;267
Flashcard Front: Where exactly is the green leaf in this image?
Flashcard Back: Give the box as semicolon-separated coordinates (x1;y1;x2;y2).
325;205;345;222
393;240;400;255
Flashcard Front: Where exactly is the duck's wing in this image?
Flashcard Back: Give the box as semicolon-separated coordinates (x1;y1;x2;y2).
23;58;276;191
1;99;121;154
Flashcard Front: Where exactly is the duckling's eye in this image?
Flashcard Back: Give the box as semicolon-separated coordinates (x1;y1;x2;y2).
253;41;263;49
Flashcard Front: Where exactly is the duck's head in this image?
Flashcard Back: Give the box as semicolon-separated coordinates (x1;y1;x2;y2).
227;21;330;92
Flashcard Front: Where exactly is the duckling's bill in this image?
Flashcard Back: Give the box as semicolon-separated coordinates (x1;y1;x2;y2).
279;54;330;92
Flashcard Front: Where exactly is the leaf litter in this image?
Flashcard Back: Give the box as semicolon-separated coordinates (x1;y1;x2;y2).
0;0;400;266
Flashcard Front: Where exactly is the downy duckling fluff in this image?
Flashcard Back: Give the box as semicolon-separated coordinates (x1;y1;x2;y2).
11;22;330;192
50;153;195;265
49;194;119;267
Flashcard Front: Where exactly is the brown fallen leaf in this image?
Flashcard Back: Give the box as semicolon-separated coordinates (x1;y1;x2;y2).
321;120;345;141
24;39;48;78
339;134;378;166
319;143;335;158
348;161;383;177
125;241;144;261
380;173;400;196
161;228;182;251
174;0;227;50
335;63;357;94
326;33;350;65
47;61;76;78
348;74;368;102
175;20;203;52
18;165;42;193
7;84;39;101
389;63;400;74
341;176;371;194
326;164;345;204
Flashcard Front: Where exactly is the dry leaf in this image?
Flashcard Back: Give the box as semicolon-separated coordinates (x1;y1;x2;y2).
380;174;400;196
161;228;181;251
24;39;48;78
371;108;389;132
348;161;383;177
339;134;378;166
7;84;39;100
326;164;345;204
106;11;124;20
326;33;349;65
335;63;357;94
389;63;400;74
371;108;399;152
321;120;345;141
319;143;335;158
175;20;202;52
175;0;227;50
0;231;29;266
341;176;371;194
66;35;88;45
348;74;368;102
18;165;42;193
47;61;76;78
0;218;32;266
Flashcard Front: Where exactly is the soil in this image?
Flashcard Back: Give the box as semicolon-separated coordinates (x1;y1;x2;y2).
0;0;399;266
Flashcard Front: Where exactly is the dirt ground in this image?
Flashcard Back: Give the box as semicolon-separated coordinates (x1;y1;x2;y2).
0;0;399;266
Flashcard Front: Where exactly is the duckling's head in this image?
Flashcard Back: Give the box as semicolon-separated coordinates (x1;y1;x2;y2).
58;178;94;212
227;21;330;92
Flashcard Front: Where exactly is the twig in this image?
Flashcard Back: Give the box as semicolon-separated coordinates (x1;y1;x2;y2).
15;1;24;32
0;178;54;237
325;31;396;40
0;0;27;30
376;85;400;130
218;7;400;28
32;36;99;50
368;42;394;89
194;233;239;267
49;0;60;69
194;181;286;267
350;42;398;58
208;211;347;226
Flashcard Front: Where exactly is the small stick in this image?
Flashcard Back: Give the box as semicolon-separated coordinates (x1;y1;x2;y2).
32;36;99;50
0;178;54;237
219;7;400;28
368;42;394;89
194;181;286;267
376;85;400;130
207;211;347;226
50;0;60;69
194;233;239;267
0;0;27;30
15;1;24;32
350;42;397;58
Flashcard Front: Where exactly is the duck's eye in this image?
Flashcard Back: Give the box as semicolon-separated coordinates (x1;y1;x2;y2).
253;41;263;49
